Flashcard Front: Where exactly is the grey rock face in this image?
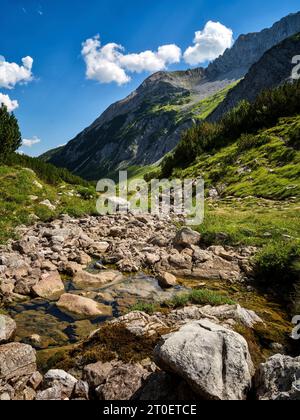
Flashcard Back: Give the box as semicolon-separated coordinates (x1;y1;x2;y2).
255;354;300;400
154;319;254;400
210;32;300;121
206;12;300;80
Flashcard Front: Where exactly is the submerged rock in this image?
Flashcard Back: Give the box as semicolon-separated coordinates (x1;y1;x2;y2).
72;270;123;289
154;319;254;400
56;293;113;320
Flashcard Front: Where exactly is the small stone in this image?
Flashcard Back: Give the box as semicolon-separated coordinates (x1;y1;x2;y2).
157;272;177;289
174;228;201;247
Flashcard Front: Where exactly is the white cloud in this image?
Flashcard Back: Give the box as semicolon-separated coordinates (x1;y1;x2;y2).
0;56;34;89
22;136;41;148
81;35;181;85
184;21;233;65
0;93;19;112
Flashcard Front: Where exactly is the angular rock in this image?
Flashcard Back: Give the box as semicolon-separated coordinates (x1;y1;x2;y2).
112;311;167;337
83;361;116;389
0;315;16;344
96;363;149;400
0;343;36;381
255;354;300;400
75;251;92;266
73;380;89;400
39;200;56;211
73;270;122;288
157;272;177;289
32;271;65;299
43;369;77;399
36;385;62;400
174;228;201;247
57;294;113;319
28;371;43;390
154;319;254;400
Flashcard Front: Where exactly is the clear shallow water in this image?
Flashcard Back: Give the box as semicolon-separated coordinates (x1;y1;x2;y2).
6;270;187;350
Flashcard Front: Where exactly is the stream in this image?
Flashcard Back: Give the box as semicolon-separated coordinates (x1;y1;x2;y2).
6;266;187;350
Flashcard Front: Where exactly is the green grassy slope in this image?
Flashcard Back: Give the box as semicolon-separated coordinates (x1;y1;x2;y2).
0;165;97;243
176;116;300;200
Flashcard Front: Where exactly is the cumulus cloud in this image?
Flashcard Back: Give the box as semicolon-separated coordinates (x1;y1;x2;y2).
0;56;34;89
0;93;19;112
22;136;41;148
184;21;233;65
81;35;181;85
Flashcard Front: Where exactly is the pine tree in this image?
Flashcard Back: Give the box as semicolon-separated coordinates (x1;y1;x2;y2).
0;104;22;162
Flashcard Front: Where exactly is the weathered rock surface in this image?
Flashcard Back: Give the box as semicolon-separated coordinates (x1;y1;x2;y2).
95;362;150;400
84;361;116;389
255;354;300;400
32;271;65;299
154;319;254;400
73;270;123;288
43;369;77;399
157;272;177;289
0;343;36;381
0;315;16;344
57;293;113;319
36;385;63;401
174;228;201;247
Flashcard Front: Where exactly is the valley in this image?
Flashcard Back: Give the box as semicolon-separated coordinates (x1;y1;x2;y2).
0;9;300;401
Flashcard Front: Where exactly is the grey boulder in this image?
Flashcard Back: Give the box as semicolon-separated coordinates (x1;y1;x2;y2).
154;319;254;400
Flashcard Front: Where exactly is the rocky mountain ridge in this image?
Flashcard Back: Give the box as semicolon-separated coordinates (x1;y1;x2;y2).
44;12;300;180
209;33;300;121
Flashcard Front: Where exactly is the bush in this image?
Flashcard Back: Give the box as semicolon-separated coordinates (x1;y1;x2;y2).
128;302;159;314
237;133;269;153
254;241;300;284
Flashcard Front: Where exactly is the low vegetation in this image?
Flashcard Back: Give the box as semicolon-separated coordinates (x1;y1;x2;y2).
161;80;300;176
164;289;235;308
0;165;97;243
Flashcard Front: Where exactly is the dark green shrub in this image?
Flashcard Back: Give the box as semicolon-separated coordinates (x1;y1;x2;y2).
254;241;300;284
0;105;22;161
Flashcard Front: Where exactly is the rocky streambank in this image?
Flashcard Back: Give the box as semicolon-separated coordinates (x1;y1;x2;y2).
0;212;299;400
1;306;299;400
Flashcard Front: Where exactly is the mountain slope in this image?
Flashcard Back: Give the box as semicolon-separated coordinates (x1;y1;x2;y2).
46;12;300;180
48;69;236;179
209;33;300;121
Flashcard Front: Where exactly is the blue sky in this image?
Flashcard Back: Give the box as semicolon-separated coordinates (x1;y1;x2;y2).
1;0;299;156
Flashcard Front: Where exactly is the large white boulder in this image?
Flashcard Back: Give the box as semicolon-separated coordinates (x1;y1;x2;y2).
154;319;254;400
